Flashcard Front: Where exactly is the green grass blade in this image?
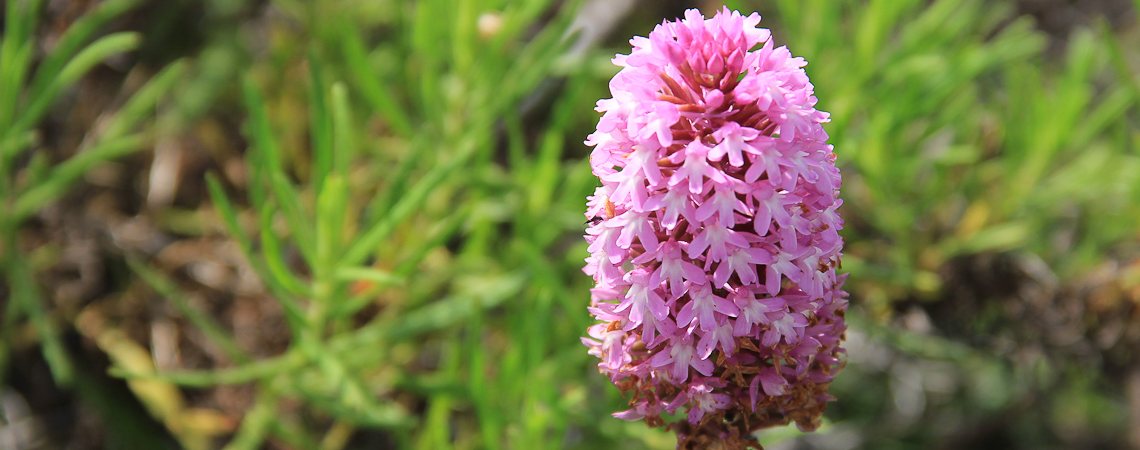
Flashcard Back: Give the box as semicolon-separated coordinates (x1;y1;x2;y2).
206;173;307;327
330;82;355;176
12;32;141;136
98;60;188;140
127;257;249;363
339;26;413;136
0;0;43;131
24;0;143;103
12;134;146;221
334;266;403;286
205;173;254;252
308;52;333;190
257;201;310;299
315;173;349;279
241;76;317;266
112;350;306;387
343;138;477;267
7;244;73;385
222;386;281;450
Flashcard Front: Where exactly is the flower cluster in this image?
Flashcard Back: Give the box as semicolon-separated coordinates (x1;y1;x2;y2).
582;8;847;448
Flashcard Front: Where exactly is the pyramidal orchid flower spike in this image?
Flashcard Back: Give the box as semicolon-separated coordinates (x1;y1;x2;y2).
582;8;847;449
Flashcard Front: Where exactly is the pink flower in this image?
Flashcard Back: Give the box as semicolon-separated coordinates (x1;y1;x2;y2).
669;378;732;423
649;333;714;384
582;7;848;447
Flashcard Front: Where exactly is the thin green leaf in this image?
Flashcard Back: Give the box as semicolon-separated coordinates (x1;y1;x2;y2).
330;82;354;175
241;76;316;265
257;201;309;298
13;134;146;221
223;386;282;450
205;173;254;252
25;0;143;103
206;173;307;328
334;266;403;286
13;32;141;136
0;0;43;131
315;174;349;275
308;52;333;190
340;26;413;136
99;60;188;140
6;244;73;385
127;257;249;363
111;350;305;387
343;138;477;267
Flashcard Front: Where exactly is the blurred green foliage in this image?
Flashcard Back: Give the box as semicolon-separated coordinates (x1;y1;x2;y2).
1;0;1139;449
0;0;184;387
756;0;1140;313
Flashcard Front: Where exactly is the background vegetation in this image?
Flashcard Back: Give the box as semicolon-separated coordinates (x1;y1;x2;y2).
1;0;1138;449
